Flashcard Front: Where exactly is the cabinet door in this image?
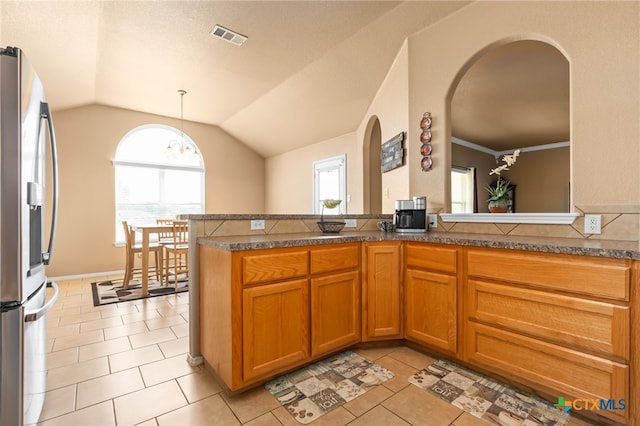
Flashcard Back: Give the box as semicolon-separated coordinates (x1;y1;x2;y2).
311;270;361;356
405;268;457;353
243;279;309;381
362;242;402;340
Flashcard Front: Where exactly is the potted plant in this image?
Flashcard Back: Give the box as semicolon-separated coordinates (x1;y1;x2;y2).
486;178;512;213
486;149;520;213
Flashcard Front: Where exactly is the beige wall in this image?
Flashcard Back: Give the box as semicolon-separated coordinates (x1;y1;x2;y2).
407;1;639;211
49;2;640;277
266;2;639;220
368;41;411;214
265;41;411;215
505;147;570;213
265;132;357;214
48;104;264;277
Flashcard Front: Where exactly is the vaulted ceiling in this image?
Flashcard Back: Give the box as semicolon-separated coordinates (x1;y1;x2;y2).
1;1;569;158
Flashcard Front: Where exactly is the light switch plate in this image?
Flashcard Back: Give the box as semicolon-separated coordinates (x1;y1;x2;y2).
428;214;438;228
250;219;265;230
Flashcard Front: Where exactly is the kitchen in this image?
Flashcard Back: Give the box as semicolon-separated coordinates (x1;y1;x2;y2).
1;1;639;425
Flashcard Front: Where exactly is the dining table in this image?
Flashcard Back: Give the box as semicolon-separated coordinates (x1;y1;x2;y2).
130;223;175;297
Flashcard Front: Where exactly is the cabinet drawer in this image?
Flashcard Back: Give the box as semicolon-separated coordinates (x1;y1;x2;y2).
467;248;630;301
405;243;457;274
242;250;308;285
466;322;629;422
310;243;359;274
467;279;629;359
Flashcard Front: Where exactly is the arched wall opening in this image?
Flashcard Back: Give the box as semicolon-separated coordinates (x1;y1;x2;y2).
363;116;382;214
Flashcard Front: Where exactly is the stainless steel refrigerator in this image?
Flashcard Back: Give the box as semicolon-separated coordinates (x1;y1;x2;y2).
1;46;59;426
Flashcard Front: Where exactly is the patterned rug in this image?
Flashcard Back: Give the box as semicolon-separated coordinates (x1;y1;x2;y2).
91;277;188;306
409;359;570;426
265;350;393;424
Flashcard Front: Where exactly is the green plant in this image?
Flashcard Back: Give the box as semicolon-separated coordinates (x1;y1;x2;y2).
486;178;511;201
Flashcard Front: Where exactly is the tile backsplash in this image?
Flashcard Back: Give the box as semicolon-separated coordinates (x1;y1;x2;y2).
184;206;639;242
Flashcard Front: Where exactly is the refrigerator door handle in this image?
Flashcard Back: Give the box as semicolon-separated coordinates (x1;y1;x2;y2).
40;102;58;265
24;281;59;322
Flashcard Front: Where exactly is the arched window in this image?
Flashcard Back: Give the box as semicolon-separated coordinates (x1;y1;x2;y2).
113;125;205;242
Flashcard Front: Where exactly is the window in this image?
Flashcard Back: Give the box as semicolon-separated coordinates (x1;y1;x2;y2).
451;166;475;213
313;155;346;215
113;125;205;242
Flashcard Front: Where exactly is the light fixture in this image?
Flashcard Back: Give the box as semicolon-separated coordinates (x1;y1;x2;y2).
165;89;197;160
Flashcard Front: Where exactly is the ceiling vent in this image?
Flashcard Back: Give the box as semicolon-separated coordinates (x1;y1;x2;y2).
210;24;248;46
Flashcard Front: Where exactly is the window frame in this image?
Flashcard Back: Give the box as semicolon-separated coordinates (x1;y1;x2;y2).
312;154;347;215
113;125;205;244
451;166;475;214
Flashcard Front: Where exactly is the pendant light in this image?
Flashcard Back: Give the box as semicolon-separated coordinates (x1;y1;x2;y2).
165;89;196;159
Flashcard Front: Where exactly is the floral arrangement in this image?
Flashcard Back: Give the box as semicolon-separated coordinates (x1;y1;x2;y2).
490;149;520;177
486;149;520;210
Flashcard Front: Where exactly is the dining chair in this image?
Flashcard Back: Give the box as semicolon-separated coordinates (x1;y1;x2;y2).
121;221;164;289
156;218;176;244
163;220;189;289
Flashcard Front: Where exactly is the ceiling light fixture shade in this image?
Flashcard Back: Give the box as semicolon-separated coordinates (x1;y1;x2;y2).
165;89;197;160
210;24;248;46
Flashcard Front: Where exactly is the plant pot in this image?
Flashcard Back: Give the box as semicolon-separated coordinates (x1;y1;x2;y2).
488;198;509;213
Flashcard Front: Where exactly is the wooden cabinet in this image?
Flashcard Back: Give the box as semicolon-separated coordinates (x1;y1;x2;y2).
243;279;309;380
362;242;402;340
311;270;360;356
404;243;459;354
199;242;359;391
199;238;637;424
310;243;361;356
464;247;632;423
466;322;629;415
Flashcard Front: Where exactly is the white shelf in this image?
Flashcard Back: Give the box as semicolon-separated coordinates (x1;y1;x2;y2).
439;213;580;225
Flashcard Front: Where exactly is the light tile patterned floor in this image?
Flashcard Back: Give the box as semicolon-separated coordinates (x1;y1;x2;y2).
40;275;600;426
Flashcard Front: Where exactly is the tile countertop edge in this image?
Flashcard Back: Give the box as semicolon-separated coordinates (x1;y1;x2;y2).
196;231;640;259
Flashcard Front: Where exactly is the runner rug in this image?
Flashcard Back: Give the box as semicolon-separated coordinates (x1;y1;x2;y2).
91;278;188;306
409;359;570;426
265;350;393;424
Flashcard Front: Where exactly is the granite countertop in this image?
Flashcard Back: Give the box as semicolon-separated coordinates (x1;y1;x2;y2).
180;213;391;220
197;231;640;259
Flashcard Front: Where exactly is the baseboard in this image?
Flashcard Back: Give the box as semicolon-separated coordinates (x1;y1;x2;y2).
48;270;125;282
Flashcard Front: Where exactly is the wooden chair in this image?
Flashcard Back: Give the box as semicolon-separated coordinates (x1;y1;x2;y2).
163;220;189;289
156;218;176;244
122;221;164;289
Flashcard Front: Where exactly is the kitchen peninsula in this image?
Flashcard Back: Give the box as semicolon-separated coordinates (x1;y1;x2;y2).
184;214;640;425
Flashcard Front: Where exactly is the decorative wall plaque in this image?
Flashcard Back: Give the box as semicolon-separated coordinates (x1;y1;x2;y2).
420;112;432;171
381;132;405;173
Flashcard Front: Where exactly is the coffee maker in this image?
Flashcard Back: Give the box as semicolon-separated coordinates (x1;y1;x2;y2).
394;196;427;233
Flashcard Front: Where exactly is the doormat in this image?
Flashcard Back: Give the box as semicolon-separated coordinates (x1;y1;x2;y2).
265;350;393;424
409;359;570;426
91;278;188;306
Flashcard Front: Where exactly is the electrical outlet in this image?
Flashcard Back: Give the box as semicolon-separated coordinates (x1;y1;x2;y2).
250;219;265;230
584;214;601;234
428;214;438;228
344;219;357;228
